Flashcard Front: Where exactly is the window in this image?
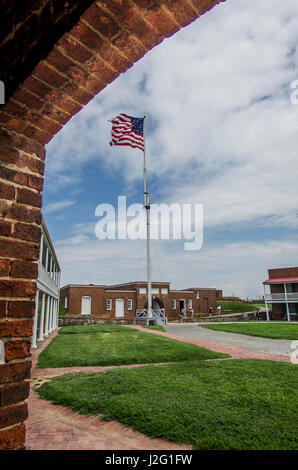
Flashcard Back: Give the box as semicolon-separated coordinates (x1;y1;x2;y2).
188;299;192;309
139;288;146;294
128;299;132;310
172;299;176;309
152;288;159;294
196;291;200;299
161;288;168;295
64;297;68;308
107;299;112;310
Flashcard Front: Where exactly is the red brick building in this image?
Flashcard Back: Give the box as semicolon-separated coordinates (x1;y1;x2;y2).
60;281;217;320
263;267;298;321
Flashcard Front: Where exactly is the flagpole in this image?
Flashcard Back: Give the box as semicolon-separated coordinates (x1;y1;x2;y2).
143;115;152;316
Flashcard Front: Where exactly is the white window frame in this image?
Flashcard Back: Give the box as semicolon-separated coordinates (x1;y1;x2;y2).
172;299;176;309
161;288;168;295
64;296;68;308
128;299;133;310
188;299;192;309
151;288;159;294
107;299;112;311
139;288;146;294
196;290;200;299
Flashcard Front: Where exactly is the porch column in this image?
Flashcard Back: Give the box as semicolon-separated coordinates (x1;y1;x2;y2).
284;283;291;322
38;292;46;342
263;284;270;321
49;296;54;333
44;295;50;337
51;299;56;331
31;289;40;349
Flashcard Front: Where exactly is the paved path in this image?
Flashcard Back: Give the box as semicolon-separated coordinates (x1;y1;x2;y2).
164;323;293;359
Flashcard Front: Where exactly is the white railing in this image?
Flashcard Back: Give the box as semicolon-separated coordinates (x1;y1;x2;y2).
134;308;168;326
265;293;298;302
37;262;59;298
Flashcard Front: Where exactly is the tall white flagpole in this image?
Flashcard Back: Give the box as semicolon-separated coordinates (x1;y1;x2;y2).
143;115;152;314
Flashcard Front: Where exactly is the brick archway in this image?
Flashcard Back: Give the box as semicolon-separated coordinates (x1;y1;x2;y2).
0;0;225;449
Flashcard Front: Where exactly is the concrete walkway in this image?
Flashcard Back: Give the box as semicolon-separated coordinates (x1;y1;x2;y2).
164;323;294;359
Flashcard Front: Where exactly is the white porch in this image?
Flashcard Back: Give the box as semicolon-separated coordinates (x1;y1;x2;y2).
263;279;298;322
31;219;61;349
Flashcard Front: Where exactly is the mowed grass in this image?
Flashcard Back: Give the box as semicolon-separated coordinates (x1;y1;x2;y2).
201;322;298;340
36;359;298;450
37;325;227;368
216;302;258;313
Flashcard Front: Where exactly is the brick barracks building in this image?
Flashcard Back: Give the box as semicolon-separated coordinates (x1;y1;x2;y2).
60;282;217;320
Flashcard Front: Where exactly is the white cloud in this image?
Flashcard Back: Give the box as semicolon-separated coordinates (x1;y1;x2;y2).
43;199;76;215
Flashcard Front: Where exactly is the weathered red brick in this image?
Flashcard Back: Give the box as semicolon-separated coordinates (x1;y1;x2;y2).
88;58;119;84
34;62;69;89
42;103;71;126
83;4;122;39
12;88;44;111
8;204;41;225
29;113;62;135
163;0;197;27
0;239;39;261
0;423;26;450
0;112;26;133
0;301;6;318
191;0;224;15
8;300;35;319
144;6;179;37
62;82;94;106
0;149;44;175
0;404;28;429
10;260;38;279
5;341;31;361
17;188;42;208
24;124;53;145
0;382;30;407
0;220;12;237
0;182;15;201
14;222;41;243
16;135;46;161
113;32;146;63
0;259;10;277
28;174;44;192
56;35;93;64
0;361;31;385
0;319;34;338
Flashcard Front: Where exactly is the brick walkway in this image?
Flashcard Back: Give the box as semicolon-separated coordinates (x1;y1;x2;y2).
26;330;191;450
26;324;291;450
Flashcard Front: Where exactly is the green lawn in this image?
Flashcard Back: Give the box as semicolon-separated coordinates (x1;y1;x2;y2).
200;322;298;340
36;359;298;450
140;325;166;332
37;325;227;368
216;301;259;313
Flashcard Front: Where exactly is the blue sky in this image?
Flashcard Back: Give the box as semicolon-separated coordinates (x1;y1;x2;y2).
42;0;298;298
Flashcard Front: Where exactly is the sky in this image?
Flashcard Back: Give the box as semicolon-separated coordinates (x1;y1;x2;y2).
43;0;298;299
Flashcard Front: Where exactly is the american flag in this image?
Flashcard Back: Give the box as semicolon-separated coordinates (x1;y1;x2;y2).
109;113;144;151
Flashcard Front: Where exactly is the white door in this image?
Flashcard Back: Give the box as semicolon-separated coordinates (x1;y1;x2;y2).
81;296;91;315
115;299;124;317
